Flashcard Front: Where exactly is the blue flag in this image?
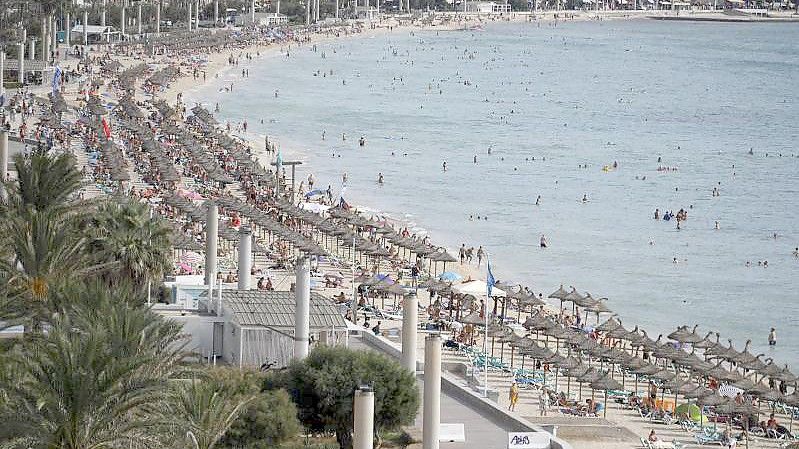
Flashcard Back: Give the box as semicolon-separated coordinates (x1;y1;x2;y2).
486;257;495;297
275;151;283;174
52;66;62;95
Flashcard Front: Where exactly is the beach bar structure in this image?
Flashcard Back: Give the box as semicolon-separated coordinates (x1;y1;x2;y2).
198;290;348;367
71;25;120;44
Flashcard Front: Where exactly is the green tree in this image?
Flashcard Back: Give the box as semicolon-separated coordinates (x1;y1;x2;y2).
3;150;83;215
85;198;173;294
266;346;419;449
207;367;303;449
0;285;189;449
164;380;252;449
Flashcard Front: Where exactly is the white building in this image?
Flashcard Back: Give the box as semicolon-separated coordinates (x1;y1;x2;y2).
465;1;512;12
154;286;348;368
254;12;290;26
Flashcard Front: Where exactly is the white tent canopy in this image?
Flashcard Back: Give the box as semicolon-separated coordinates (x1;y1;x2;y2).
451;280;506;297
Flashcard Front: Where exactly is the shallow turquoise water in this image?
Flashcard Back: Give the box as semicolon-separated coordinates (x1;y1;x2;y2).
190;19;799;368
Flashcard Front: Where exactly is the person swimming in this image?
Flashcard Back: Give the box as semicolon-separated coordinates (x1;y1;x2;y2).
581;194;588;203
535;195;541;206
442;161;447;171
377;172;384;184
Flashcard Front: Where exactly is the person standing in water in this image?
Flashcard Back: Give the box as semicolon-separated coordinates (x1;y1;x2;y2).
769;328;777;346
377;172;384;185
442;161;448;171
535;195;541;206
540;235;548;248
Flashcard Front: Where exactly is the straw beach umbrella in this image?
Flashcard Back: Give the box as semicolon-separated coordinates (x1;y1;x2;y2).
590;374;624;417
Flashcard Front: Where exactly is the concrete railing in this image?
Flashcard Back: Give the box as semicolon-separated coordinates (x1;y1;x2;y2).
359;331;573;449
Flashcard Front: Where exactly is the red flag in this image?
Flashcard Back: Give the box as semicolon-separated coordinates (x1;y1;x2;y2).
101;117;111;139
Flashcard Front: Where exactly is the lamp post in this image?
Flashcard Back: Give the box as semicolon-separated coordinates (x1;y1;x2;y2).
269;160;303;203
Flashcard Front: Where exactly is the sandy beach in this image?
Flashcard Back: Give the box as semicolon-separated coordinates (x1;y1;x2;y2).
18;11;796;449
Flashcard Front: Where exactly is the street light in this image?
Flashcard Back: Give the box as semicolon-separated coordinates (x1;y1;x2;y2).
269;159;303;203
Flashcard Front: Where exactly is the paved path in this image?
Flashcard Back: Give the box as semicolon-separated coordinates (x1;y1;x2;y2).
349;335;519;449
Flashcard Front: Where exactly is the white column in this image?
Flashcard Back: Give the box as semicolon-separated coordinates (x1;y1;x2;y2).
353;387;375;449
277;0;281;15
65;13;71;49
102;0;107;27
305;0;310;25
293;256;311;360
214;0;219;24
195;0;200;28
251;0;256;23
156;3;161;33
335;0;338;18
0;130;8;194
83;11;88;45
29;39;36;62
50;17;57;61
237;227;252;290
43;17;49;62
0;52;4;99
17;43;24;84
121;6;126;36
315;0;320;21
138;3;143;34
423;334;441;449
204;202;219;285
187;2;192;31
401;292;418;373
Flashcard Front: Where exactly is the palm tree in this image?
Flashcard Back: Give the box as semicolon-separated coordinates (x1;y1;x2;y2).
2;150;83;215
0;288;189;449
86;198;174;293
0;150;89;300
164;380;253;449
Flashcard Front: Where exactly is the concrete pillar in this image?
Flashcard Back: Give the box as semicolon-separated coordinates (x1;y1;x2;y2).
335;0;338;18
41;17;49;62
0;52;5;97
65;13;71;48
204;202;219;285
423;334;441;449
187;2;192;31
102;0;107;27
353;387;375;449
251;0;256;23
29;39;36;62
17;43;24;84
156;3;161;33
316;0;320;21
305;0;310;25
401;292;418;373
214;0;219;24
83;11;88;45
237;227;252;290
277;0;281;15
21;28;26;52
52;17;57;55
195;0;200;29
0;130;8;184
138;3;143;34
293;257;311;360
121;6;126;36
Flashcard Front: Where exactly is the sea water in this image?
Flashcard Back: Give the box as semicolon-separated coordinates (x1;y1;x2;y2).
189;20;799;368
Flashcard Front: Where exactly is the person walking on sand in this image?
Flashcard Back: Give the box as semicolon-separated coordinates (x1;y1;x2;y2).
769;328;777;346
459;244;466;264
477;246;485;266
539;388;550;416
509;382;520;411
